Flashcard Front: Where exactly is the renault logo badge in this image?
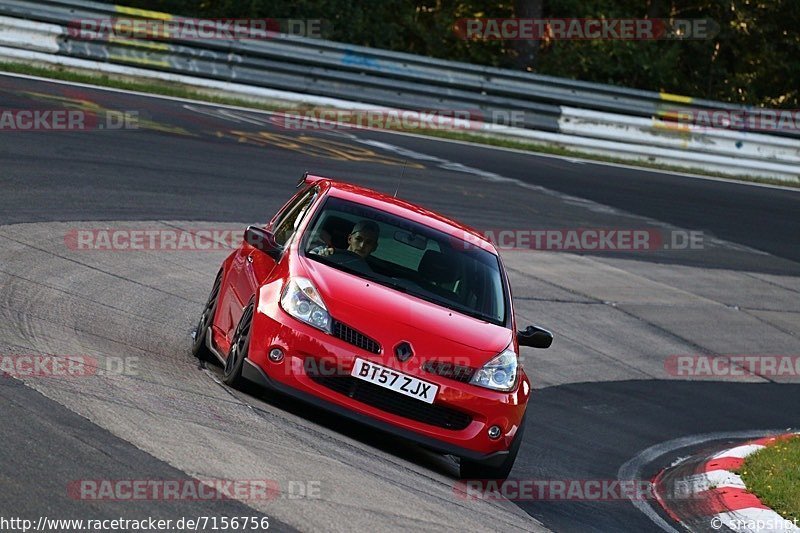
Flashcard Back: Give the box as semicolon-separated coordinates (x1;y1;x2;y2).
394;342;414;362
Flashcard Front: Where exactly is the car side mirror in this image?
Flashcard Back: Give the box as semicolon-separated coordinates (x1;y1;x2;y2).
517;325;553;349
244;226;281;260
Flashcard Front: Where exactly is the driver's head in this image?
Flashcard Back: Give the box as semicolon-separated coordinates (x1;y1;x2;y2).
347;220;379;258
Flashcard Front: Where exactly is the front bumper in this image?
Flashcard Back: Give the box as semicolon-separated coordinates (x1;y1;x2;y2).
243;360;510;465
244;297;530;462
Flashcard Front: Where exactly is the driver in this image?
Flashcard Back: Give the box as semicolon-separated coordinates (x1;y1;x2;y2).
313;220;379;259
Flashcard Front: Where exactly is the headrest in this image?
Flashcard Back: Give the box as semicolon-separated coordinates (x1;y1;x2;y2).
320;215;353;249
418;250;459;284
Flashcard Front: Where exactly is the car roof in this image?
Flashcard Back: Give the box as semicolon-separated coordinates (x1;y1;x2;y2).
305;176;497;254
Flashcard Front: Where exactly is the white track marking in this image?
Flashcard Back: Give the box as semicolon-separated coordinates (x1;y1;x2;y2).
711;444;765;459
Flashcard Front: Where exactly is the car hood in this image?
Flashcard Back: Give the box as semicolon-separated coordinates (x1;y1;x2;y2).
299;258;513;365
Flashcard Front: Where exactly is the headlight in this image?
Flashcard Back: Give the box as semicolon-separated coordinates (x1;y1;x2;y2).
470;346;518;391
280;277;331;333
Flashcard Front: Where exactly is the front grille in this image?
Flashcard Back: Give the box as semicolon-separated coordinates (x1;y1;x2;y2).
422;360;476;383
332;319;380;354
309;374;472;430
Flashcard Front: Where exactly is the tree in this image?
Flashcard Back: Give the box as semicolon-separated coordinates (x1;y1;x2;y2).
120;0;799;107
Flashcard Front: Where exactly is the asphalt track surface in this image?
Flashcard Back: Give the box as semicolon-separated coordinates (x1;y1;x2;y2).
0;73;798;532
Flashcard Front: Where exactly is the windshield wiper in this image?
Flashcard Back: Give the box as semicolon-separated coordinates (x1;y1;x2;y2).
451;307;495;323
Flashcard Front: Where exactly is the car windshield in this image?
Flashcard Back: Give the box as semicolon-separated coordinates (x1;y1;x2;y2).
302;196;507;325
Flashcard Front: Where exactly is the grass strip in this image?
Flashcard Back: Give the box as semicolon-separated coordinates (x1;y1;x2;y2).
739;435;800;522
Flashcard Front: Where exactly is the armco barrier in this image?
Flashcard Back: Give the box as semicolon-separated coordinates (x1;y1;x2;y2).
0;15;60;53
558;107;800;164
0;0;797;182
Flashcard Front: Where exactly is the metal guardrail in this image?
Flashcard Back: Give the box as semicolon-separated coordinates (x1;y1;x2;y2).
2;0;797;135
0;0;798;181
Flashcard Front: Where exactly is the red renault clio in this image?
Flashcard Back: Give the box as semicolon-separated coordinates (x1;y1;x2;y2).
192;173;553;479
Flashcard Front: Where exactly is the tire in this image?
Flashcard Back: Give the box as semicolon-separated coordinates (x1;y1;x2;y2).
192;269;223;361
459;411;527;480
223;300;254;389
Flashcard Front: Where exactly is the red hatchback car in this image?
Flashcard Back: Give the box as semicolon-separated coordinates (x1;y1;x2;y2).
192;174;553;479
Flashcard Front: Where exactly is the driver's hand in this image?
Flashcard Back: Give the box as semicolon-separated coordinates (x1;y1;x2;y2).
318;247;335;256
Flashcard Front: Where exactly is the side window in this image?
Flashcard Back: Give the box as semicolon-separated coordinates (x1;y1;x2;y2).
273;188;317;246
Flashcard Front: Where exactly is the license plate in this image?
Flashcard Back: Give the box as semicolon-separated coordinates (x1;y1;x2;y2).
350;358;438;404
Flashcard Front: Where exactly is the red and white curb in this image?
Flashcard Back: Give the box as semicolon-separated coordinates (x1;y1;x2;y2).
654;433;799;532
